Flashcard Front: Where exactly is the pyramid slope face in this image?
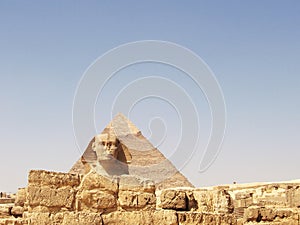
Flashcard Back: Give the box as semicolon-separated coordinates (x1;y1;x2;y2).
70;113;194;189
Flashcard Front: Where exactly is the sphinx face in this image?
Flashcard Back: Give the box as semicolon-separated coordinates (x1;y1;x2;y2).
92;134;119;161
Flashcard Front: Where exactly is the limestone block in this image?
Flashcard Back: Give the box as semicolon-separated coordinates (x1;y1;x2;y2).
192;189;233;213
160;190;187;210
177;212;237;225
118;191;138;209
51;212;103;225
11;206;24;218
25;212;102;225
80;171;118;194
102;211;177;225
102;211;149;225
233;191;254;208
243;206;259;222
25;212;51;225
287;186;300;207
212;189;234;214
63;212;102;225
15;188;26;208
234;198;253;208
152;210;178;225
236;218;243;225
235;192;252;200
76;190;117;212
0;204;13;218
259;208;276;221
275;208;297;219
191;190;211;212
28;170;80;188
0;218;27;225
27;185;75;210
255;186;287;206
177;212;203;225
118;191;155;210
27;206;50;213
244;206;298;223
138;192;156;209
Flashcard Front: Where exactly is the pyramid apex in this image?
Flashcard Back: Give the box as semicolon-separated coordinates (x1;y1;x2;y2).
108;113;140;136
113;112;128;120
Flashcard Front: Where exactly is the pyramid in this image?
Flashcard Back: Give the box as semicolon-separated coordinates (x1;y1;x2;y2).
70;113;194;189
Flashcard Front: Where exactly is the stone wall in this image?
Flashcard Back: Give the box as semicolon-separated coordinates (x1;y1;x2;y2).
1;170;300;224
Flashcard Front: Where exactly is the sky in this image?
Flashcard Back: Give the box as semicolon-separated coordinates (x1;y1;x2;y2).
0;1;299;192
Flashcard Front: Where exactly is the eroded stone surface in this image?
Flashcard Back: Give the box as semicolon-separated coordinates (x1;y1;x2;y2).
102;210;178;225
192;188;234;214
243;206;298;224
160;190;187;210
177;212;237;225
118;175;156;210
27;186;75;209
11;206;24;218
79;170;118;194
15;188;26;207
0;204;13;218
76;190;117;212
28;170;80;188
118;191;156;210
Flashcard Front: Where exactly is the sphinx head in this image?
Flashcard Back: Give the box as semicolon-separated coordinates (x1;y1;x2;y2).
92;133;119;161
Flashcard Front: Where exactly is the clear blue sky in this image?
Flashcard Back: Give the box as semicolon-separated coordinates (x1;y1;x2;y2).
0;1;299;192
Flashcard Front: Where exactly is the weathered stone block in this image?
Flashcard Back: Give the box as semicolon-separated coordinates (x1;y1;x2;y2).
152;210;178;225
15;188;26;207
28;170;80;188
52;212;103;225
0;218;27;225
287;186;300;207
80;171;118;194
235;191;252;200
192;189;233;213
234;198;253;208
76;190;117;212
0;204;13;218
177;212;236;225
243;206;259;222
260;207;276;221
102;211;177;225
138;192;156;209
24;212;102;225
244;206;298;223
27;185;75;210
118;191;155;210
118;191;138;208
177;212;203;225
11;206;24;218
25;212;50;225
160;190;187;210
275;208;295;219
212;189;233;213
